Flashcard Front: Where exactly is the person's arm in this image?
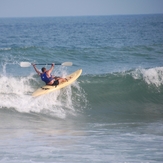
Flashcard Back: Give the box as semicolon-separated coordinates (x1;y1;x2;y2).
32;64;41;76
47;63;55;75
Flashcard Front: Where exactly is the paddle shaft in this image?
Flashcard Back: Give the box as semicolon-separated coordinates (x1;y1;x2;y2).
20;61;72;67
34;63;62;65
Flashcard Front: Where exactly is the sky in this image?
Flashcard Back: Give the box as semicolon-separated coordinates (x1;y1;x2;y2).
0;0;163;18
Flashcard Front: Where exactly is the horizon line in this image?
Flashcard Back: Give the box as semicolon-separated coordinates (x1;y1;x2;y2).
0;13;163;19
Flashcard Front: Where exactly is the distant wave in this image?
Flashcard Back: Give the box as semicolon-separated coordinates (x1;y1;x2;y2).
0;47;11;51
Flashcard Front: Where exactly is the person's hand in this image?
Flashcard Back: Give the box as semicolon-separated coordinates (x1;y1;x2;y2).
32;63;36;67
52;63;55;66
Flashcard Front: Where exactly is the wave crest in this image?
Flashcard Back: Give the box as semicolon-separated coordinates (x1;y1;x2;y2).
132;67;163;87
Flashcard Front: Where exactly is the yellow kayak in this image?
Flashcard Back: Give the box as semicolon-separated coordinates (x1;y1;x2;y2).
32;69;82;97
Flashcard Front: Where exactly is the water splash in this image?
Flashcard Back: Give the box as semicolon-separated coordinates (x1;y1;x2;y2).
0;73;87;119
132;67;163;87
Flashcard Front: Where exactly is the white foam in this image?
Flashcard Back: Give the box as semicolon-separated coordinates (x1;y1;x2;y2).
132;67;163;87
0;47;11;51
0;73;86;119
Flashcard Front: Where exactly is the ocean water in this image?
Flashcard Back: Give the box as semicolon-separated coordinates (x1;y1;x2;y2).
0;14;163;162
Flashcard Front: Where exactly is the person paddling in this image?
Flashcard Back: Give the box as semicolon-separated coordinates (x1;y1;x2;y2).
32;63;67;86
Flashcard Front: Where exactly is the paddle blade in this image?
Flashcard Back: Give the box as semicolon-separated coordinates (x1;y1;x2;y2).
20;62;31;67
61;62;73;66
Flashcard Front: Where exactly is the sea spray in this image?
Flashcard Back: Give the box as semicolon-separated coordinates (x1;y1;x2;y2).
132;67;163;87
0;73;87;118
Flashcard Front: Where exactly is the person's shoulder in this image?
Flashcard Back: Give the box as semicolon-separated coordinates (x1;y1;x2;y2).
39;72;43;76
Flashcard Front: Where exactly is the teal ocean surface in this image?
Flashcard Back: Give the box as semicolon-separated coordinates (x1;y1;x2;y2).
0;14;163;162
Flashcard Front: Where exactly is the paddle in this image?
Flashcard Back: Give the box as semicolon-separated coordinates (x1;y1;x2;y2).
20;62;73;67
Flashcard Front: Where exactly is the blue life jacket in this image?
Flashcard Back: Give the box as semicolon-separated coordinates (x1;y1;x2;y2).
41;73;53;84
